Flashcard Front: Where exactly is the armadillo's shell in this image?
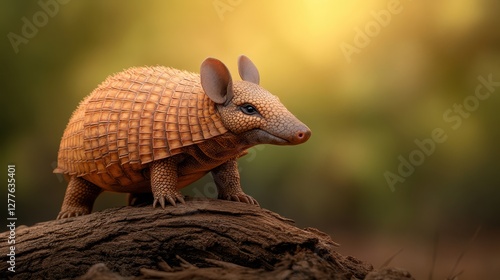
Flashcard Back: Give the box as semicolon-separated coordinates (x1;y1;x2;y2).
55;66;228;181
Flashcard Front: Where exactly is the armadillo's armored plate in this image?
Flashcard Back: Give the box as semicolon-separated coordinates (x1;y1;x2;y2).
54;66;228;183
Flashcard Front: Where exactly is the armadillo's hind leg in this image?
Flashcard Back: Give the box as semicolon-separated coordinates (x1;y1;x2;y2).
57;176;102;219
150;157;185;208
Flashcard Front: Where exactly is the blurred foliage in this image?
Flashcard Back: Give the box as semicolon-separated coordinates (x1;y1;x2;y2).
1;0;500;242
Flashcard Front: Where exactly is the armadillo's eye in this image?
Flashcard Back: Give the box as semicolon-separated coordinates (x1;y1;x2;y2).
240;104;259;115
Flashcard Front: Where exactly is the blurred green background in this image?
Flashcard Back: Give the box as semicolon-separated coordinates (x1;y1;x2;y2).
1;0;499;277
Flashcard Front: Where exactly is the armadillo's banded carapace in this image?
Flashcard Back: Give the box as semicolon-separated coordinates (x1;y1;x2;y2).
55;66;228;178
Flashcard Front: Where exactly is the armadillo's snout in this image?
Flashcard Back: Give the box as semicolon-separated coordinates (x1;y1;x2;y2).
290;125;311;145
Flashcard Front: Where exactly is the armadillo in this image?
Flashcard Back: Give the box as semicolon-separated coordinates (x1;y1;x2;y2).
54;55;311;219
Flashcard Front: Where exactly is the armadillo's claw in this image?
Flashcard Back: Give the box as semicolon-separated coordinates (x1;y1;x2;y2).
221;193;260;206
166;196;176;207
57;209;89;220
153;193;185;209
232;195;245;203
153;196;166;208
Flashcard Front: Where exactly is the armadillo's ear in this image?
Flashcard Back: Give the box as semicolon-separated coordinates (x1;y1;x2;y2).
200;58;234;105
238;55;260;85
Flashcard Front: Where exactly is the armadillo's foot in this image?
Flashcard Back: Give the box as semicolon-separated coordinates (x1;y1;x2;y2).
57;176;102;220
150;157;185;209
211;158;260;206
57;207;90;219
153;191;186;208
219;192;260;206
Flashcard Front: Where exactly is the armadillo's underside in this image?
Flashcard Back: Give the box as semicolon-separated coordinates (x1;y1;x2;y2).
54;66;228;189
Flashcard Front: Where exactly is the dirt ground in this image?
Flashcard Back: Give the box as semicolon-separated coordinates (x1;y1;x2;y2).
332;229;500;279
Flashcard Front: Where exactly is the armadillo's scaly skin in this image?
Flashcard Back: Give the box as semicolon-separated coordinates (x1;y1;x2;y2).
212;158;259;204
55;67;228;190
57;176;102;219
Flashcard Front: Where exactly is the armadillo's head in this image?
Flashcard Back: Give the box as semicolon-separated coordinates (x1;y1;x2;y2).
200;56;311;146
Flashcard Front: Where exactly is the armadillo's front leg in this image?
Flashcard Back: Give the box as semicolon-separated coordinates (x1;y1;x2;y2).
57;176;102;219
211;158;259;205
150;157;185;208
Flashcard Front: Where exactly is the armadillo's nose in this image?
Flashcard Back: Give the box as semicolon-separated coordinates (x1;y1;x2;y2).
291;126;311;144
